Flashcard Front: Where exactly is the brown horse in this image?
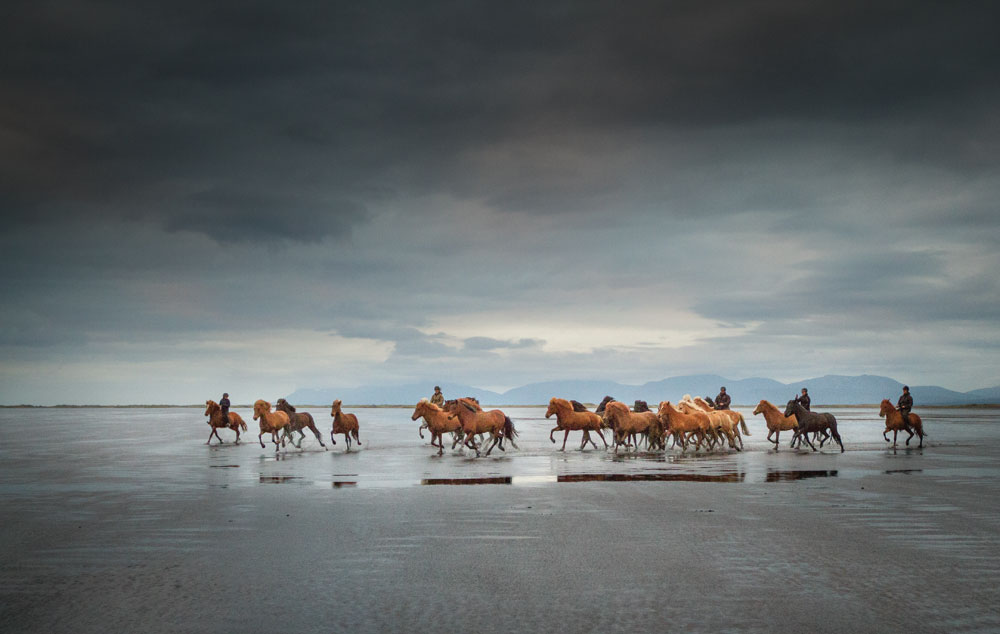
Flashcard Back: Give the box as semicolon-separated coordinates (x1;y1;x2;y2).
252;399;291;451
330;400;362;450
446;397;516;457
679;399;736;450
657;401;709;452
693;396;751;445
603;401;658;453
753;399;798;450
545;397;608;451
879;399;927;448
204;400;248;444
412;399;464;455
275;398;327;450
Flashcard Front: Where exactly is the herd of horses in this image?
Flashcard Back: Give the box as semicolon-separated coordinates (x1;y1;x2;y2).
204;395;927;456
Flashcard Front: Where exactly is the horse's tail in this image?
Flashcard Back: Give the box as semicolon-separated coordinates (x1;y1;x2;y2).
504;416;518;439
239;418;248;432
738;413;750;436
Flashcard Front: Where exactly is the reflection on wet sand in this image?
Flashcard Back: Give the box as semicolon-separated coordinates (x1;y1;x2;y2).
765;470;838;482
422;477;513;485
332;481;357;488
558;472;745;483
260;475;300;483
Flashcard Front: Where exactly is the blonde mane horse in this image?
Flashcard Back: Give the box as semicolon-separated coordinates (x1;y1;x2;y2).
204;400;248;444
679;398;735;450
879;399;927;448
412;398;464;455
252;399;291;451
753;399;798;449
330;400;362;451
545;397;608;451
692;396;750;449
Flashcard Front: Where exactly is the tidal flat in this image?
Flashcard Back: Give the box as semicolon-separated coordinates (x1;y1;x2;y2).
1;406;999;633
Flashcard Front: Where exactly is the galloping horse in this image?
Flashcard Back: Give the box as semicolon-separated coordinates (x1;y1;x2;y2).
204;400;247;444
545;397;608;451
753;399;798;450
784;400;844;453
693;396;751;446
603;401;659;453
879;399;927;448
253;399;291;451
330;400;362;451
412;399;464;455
275;398;327;450
446;397;516;457
657;401;708;452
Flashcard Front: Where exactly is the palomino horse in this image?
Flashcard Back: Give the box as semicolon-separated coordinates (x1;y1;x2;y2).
784;400;844;453
692;396;751;447
657;401;709;452
545;397;608;451
678;399;735;450
879;399;927;448
252;399;291;451
603;401;659;453
753;399;798;450
330;400;362;450
204;400;248;444
411;399;464;455
275;398;327;450
446;397;516;457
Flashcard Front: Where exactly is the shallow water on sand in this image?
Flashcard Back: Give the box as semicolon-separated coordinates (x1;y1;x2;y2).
2;406;999;633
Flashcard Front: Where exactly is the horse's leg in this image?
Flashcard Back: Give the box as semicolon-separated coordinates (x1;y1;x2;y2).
206;428;216;445
344;433;351;451
353;430;361;446
550;426;559;444
259;432;266;449
893;430;898;447
905;427;914;446
594;428;609;449
561;430;570;451
419;422;427;439
484;433;501;456
309;423;327;449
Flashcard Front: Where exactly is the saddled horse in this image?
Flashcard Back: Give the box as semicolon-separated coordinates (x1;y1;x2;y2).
204;400;248;444
446;397;516;457
753;399;798;450
330;400;362;450
275;398;327;450
253;399;291;451
545;397;608;451
879;399;927;448
412;399;465;455
784;400;844;452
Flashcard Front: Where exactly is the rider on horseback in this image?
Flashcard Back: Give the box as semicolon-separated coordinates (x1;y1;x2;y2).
714;387;731;410
897;386;913;428
795;388;811;411
219;393;230;421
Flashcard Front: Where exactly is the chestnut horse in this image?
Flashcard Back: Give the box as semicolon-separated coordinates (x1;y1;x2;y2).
446;397;516;457
679;398;733;449
330;400;362;450
204;400;247;444
784;400;844;453
412;399;464;455
545;397;608;451
753;399;798;450
603;401;658;453
253;399;291;451
693;396;751;443
657;401;709;452
879;399;927;448
275;398;327;450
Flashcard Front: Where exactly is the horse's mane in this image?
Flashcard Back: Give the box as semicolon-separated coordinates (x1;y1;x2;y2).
595;395;615;414
633;400;650;413
605;401;628;416
570;399;589;412
276;398;297;412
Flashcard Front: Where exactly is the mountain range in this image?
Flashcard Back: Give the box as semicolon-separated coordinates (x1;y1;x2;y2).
286;374;1000;406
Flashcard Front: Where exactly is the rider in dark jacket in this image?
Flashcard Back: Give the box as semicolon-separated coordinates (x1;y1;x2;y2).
795;388;811;411
897;386;913;426
219;393;230;421
714;387;731;410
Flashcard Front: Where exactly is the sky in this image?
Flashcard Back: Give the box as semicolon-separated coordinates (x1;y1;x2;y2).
2;1;999;404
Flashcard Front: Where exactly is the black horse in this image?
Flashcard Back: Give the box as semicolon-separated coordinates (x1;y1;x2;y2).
275;399;328;450
784;400;844;453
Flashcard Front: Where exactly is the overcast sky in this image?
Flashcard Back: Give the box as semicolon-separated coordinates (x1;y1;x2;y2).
2;1;999;404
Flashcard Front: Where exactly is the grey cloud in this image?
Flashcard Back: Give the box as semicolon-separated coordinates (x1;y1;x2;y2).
463;337;545;351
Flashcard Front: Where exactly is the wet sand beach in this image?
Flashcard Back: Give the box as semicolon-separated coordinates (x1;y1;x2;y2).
2;406;999;633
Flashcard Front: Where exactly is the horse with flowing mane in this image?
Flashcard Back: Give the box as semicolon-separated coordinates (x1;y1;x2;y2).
275;398;327;450
253;399;291;451
692;396;750;448
204;400;247;444
879;399;927;448
753;399;798;450
657;401;709;452
603;401;660;453
412;398;464;455
678;398;736;450
784;400;844;452
330;400;362;450
446;397;517;457
545;397;608;451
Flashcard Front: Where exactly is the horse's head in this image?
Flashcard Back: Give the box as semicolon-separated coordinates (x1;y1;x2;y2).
253;399;270;420
633;400;650;413
275;398;296;413
753;400;766;416
545;398;562;419
412;399;429;421
783;400;797;418
605;401;628;421
331;399;342;416
596;395;614;414
205;400;218;417
879;399;891;417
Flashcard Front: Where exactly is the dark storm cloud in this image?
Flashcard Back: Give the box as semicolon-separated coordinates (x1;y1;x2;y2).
3;0;999;240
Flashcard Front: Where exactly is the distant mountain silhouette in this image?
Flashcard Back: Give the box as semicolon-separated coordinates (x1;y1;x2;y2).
286;375;1000;406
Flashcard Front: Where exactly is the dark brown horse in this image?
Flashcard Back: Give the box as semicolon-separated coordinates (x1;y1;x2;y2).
204;400;247;444
275;399;327;450
784;400;844;453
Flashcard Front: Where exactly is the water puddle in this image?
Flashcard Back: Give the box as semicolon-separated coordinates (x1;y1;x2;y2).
765;470;838;482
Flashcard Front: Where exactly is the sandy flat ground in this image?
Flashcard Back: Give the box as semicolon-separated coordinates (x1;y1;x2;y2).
1;406;999;633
